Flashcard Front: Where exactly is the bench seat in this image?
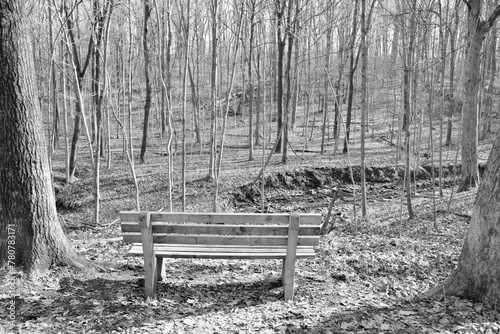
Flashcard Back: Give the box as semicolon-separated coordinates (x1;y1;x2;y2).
126;244;317;259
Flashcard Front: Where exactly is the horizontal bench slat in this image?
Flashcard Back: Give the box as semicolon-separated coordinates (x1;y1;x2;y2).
120;211;322;225
122;233;320;247
127;244;316;259
128;244;315;253
298;215;323;225
121;222;321;236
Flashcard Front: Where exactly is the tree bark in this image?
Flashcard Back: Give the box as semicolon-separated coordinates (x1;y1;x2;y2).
180;0;190;211
459;1;500;192
275;0;285;154
209;0;218;180
343;1;359;153
0;0;81;275
359;0;367;217
402;0;414;219
281;1;298;163
425;130;500;305
482;22;496;140
140;0;152;164
321;25;332;155
445;0;460;146
48;8;59;151
247;0;256;161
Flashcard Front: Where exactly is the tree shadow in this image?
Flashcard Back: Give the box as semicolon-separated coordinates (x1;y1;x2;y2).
307;295;499;334
12;273;283;332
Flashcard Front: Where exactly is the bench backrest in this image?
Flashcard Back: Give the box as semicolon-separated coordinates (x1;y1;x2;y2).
120;212;322;247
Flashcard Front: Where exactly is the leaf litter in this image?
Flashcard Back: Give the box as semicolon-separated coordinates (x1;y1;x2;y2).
1;161;499;333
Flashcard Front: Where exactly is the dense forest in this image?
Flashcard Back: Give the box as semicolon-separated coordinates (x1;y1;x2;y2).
1;0;500;332
15;0;499;217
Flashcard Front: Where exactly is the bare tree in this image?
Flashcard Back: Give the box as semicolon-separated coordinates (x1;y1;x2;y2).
140;0;152;164
320;22;332;155
446;0;460;146
359;0;368;216
62;0;111;182
343;0;359;154
402;0;415;219
213;0;244;212
246;0;257;161
459;0;500;192
179;0;191;211
208;0;218;180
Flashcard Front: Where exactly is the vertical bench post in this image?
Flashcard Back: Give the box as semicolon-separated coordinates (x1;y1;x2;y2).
156;258;164;281
139;212;157;297
283;213;300;301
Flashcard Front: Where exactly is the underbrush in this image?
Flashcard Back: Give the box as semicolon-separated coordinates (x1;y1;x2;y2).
2;176;499;333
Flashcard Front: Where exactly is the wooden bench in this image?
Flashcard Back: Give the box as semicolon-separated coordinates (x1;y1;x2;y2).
120;211;322;301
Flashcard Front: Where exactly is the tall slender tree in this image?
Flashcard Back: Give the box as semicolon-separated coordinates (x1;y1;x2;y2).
140;0;152;164
343;0;359;153
62;0;111;182
247;0;257;161
208;0;218;180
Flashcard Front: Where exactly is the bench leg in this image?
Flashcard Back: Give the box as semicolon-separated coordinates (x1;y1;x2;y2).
143;255;157;298
283;213;300;301
139;212;157;298
282;258;295;301
156;257;164;281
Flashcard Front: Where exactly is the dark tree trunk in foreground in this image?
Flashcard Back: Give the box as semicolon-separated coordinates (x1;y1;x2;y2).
426;130;500;305
0;1;81;276
459;1;500;192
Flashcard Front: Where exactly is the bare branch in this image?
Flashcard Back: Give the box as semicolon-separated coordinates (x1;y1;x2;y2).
487;5;500;28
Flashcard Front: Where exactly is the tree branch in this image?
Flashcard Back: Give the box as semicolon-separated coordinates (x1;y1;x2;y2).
488;5;500;28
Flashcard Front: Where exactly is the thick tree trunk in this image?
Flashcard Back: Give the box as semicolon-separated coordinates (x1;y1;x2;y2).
0;0;81;276
482;24;496;140
459;1;500;191
460;21;483;191
426;130;500;305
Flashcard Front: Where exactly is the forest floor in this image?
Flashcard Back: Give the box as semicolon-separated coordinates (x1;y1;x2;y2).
1;111;500;333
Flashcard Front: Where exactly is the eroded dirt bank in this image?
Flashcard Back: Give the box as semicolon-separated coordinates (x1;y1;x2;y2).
232;164;486;212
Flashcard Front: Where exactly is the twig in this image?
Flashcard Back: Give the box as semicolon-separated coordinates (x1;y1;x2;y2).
321;183;340;234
